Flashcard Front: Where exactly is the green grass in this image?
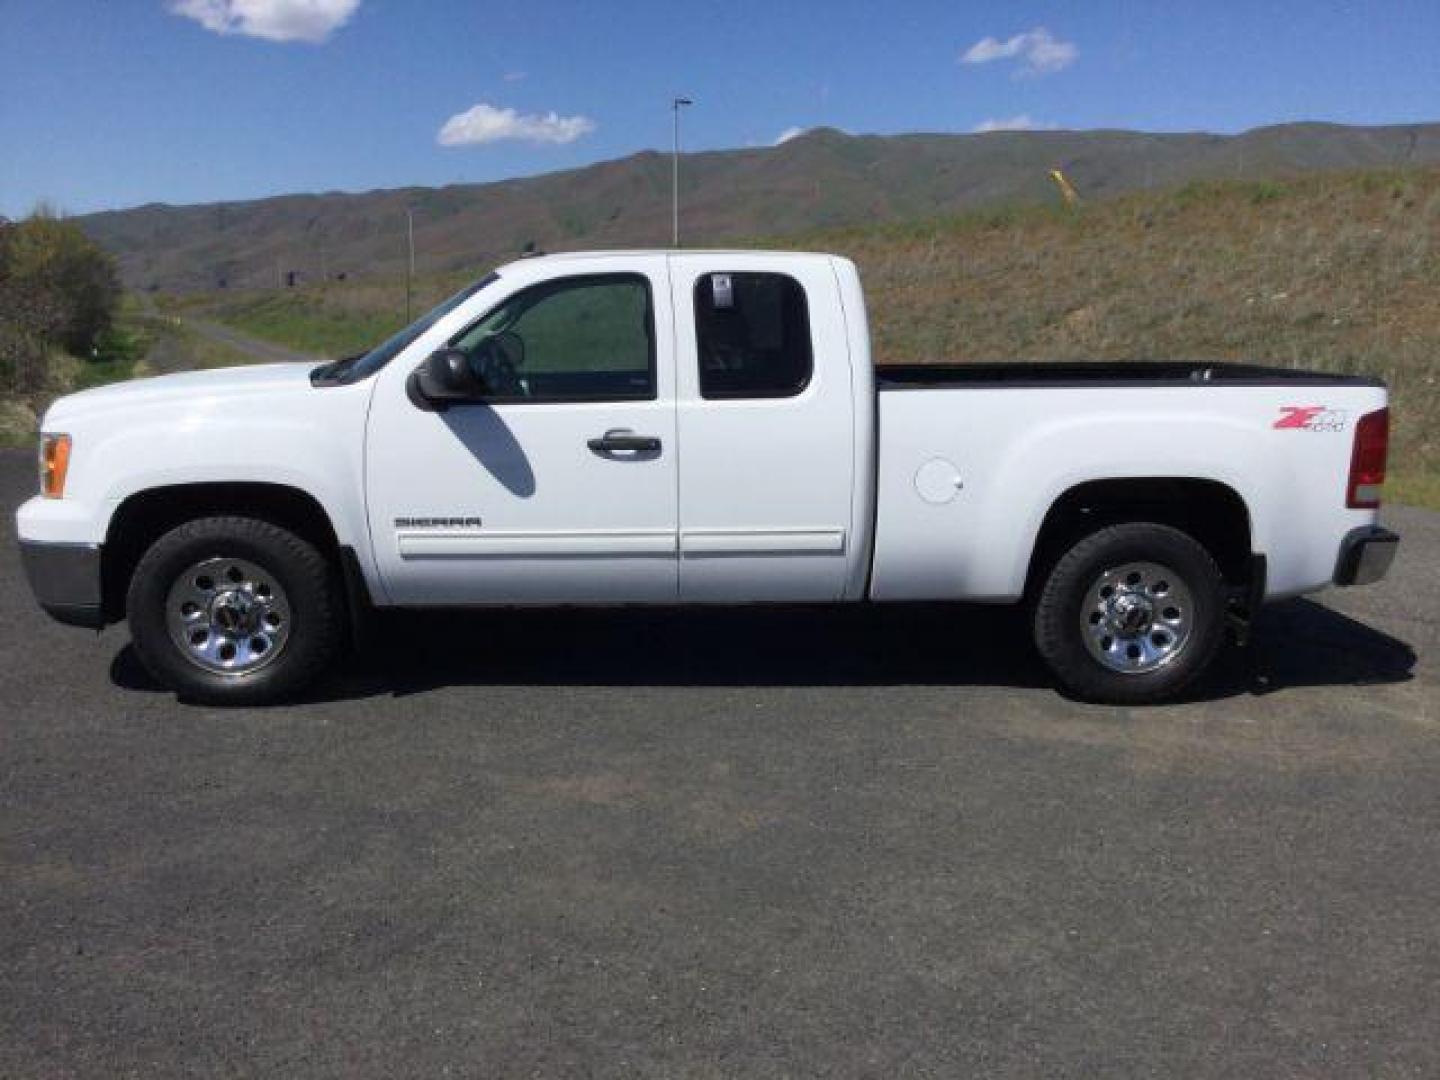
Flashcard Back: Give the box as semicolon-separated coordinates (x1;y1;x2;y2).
1388;469;1440;510
44;295;172;392
68;355;140;390
217;296;400;357
0;400;37;448
72;303;253;384
147;320;259;372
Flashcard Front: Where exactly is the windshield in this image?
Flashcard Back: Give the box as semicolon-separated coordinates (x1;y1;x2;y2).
324;271;500;385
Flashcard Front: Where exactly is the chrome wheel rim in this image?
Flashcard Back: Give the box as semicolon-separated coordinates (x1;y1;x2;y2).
165;556;291;675
1081;561;1193;675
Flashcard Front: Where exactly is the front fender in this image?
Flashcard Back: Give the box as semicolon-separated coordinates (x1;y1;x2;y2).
19;378;381;598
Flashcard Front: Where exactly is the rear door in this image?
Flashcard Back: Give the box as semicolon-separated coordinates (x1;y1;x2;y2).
669;255;857;602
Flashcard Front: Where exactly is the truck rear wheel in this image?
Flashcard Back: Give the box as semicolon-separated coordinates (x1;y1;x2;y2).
1033;522;1226;704
126;516;341;705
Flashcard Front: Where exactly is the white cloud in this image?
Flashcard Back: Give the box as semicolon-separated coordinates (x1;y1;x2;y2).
168;0;360;43
774;126;808;146
502;71;527;82
437;103;596;147
960;26;1077;75
972;115;1057;133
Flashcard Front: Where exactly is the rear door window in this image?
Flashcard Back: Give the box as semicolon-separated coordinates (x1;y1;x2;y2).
693;272;813;399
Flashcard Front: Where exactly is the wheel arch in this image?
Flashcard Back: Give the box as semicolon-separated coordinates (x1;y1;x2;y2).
100;482;348;623
1023;477;1256;599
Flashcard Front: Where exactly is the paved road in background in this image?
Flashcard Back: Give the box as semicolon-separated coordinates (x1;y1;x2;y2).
135;290;320;369
2;448;1436;1077
183;316;320;366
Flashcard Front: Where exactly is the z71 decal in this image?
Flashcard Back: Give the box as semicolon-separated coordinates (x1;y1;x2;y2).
1274;406;1349;432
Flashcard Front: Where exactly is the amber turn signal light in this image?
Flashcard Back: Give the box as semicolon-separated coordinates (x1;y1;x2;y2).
40;434;71;499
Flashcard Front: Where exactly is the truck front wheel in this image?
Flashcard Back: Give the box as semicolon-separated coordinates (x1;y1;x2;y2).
1033;523;1227;704
126;516;342;705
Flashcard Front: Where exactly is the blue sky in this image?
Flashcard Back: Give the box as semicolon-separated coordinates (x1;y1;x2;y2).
2;0;1438;216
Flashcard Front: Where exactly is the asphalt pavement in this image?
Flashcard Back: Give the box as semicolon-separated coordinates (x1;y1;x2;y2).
2;448;1436;1077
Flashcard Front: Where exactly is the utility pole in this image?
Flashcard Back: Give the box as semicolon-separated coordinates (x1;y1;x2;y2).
671;97;693;247
405;207;415;321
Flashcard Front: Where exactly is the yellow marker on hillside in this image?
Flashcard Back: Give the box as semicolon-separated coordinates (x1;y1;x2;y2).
1050;169;1081;207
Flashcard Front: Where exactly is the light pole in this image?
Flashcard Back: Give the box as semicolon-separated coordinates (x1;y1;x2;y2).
671;97;693;247
405;207;415;321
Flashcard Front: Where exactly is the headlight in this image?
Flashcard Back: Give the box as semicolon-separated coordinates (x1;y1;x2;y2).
40;433;71;499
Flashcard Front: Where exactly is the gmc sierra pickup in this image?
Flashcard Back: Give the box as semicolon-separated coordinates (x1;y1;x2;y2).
17;250;1399;704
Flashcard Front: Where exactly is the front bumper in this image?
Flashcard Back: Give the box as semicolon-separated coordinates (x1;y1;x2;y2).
1333;525;1400;588
18;539;104;628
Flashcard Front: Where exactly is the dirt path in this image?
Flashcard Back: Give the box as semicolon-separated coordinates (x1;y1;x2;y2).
136;295;319;372
181;317;320;366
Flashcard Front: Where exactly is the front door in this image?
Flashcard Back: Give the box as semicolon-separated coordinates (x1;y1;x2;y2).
366;260;678;605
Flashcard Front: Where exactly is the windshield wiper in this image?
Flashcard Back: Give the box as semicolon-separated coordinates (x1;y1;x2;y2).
310;352;366;386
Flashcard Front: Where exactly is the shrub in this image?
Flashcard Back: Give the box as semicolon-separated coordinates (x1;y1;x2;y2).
0;210;121;395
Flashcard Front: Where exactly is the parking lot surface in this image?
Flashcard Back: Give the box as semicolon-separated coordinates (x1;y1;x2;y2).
2;449;1436;1077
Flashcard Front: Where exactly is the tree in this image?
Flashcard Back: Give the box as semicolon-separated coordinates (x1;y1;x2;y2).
0;210;120;395
0;210;121;351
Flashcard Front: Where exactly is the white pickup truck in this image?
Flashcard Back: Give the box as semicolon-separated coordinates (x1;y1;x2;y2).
17;250;1398;704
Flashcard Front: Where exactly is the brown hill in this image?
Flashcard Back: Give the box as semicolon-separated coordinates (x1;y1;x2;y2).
79;121;1440;293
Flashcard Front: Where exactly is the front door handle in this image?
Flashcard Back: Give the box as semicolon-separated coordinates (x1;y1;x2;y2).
587;428;661;457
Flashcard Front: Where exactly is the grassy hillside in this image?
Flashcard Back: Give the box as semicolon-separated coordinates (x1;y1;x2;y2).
81;122;1440;294
183;169;1440;506
814;170;1439;504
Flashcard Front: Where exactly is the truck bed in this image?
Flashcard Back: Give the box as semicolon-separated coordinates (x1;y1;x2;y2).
876;361;1384;389
869;364;1389;604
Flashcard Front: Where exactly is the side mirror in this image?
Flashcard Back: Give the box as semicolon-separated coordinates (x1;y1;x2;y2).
409;347;485;410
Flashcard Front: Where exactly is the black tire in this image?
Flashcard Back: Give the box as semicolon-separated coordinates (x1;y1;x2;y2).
1033;522;1226;704
126;516;342;705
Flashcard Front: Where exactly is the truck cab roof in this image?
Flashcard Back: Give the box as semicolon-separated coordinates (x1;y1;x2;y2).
497;249;839;271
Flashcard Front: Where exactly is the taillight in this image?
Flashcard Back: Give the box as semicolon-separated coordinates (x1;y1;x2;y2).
1347;407;1389;509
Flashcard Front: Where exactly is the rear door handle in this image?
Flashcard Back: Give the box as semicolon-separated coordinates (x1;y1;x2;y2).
587;428;661;456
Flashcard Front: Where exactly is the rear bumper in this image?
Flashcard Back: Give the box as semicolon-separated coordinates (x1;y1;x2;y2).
18;539;104;628
1333;525;1399;588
